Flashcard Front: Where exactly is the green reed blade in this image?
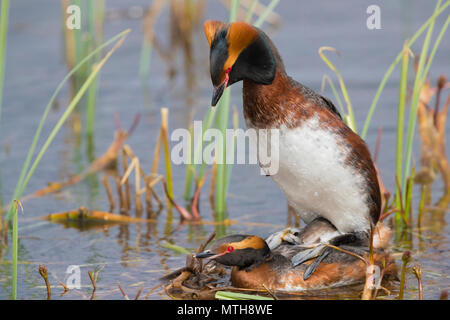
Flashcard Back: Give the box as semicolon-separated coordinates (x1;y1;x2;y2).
215;89;230;219
321;75;345;117
86;0;105;138
184;106;217;200
394;42;410;223
215;291;274;300
229;0;240;22
139;41;152;81
422;10;450;88
361;0;450;139
245;0;259;23
0;0;10;126
160;241;191;255
11;201;19;300
254;0;280;28
225;107;239;196
318;47;356;132
402;0;441;196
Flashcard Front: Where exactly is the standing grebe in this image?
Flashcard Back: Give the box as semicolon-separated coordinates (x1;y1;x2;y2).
195;232;397;291
204;20;381;278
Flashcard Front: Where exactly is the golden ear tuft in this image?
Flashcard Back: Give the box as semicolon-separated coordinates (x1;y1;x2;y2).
224;22;259;69
231;236;265;250
204;20;227;47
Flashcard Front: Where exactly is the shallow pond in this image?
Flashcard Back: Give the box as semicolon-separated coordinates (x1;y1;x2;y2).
0;0;449;299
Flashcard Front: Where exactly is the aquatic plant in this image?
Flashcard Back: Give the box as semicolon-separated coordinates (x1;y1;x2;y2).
183;0;281;223
0;0;9;126
321;0;450;231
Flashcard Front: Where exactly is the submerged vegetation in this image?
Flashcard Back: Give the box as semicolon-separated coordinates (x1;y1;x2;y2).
0;0;448;300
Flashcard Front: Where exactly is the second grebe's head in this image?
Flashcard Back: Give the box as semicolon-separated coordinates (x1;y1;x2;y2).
195;234;271;268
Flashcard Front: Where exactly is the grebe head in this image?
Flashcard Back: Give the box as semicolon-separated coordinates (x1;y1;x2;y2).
203;20;277;106
195;234;271;268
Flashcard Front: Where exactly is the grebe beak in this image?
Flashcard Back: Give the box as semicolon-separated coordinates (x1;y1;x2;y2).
195;250;228;260
211;82;226;107
211;68;231;107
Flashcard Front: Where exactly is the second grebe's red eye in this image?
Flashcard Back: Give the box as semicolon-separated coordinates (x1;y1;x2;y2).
225;67;231;74
226;246;234;252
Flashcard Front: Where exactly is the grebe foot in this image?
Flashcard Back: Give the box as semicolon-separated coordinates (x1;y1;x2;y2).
301;233;360;280
291;243;327;267
266;227;301;250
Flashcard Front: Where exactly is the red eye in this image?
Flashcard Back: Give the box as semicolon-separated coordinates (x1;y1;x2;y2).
225;67;231;74
227;246;234;252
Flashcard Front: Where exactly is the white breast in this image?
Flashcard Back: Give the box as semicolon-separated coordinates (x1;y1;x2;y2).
248;114;371;233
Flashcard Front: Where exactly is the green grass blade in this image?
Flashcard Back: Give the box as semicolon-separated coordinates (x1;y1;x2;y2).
421;11;450;84
0;0;10;126
361;0;450;139
160;241;191;255
321;75;345;116
402;0;441;194
214;89;230;218
215;291;274;300
254;0;280;28
11;200;19;300
229;0;240;23
184;106;217;200
318;47;356;132
245;0;259;23
394;42;410;222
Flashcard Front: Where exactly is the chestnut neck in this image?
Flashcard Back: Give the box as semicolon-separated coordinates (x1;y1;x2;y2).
243;68;306;128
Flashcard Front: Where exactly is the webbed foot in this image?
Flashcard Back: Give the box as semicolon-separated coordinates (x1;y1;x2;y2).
265;227;301;250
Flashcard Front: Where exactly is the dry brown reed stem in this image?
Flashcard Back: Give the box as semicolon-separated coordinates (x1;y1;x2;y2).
134;286;144;300
142;0;167;45
102;175;115;211
440;290;448;300
151;130;162;178
88;270;96;300
191;172;208;220
160;108;173;209
412;265;423;300
362;226;376;300
45;207;154;223
398;251;411;300
58;281;69;294
60;0;76;95
117;282;129;300
142;176;152;209
122;148;131;211
123;145;148;180
38;265;51;300
262;284;278;300
162;180;192;220
416;76;450;192
144;283;164;300
209;160;217;211
165;232;216;293
135;158;143;214
165;0;207;89
115;177;126;214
